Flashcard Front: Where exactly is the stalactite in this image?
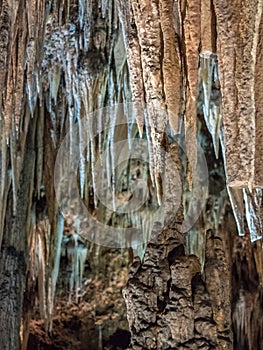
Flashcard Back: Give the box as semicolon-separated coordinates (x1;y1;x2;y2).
98;323;103;350
109;105;117;211
227;187;245;237
144;109;155;189
198;51;222;159
159;0;181;133
243;188;262;242
254;6;263;189
125;36;146;137
76;85;85;199
131;1;167;201
233;287;263;350
1;0;263;348
31;0;138;322
197;50;263;244
48;213;64;331
0;118;9;249
213;0;263;190
0;0;47;266
64;232;88;303
9;130;18;214
28;218;51;330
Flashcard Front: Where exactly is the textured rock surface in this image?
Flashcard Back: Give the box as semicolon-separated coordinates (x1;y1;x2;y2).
0;0;263;349
121;2;263;348
213;0;263;189
123;224;232;350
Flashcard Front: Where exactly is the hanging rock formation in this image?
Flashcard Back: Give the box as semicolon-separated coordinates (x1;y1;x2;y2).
0;0;263;349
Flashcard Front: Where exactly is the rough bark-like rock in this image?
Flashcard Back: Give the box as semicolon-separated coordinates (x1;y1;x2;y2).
0;114;37;349
1;0;263;349
213;0;263;189
123;224;232;350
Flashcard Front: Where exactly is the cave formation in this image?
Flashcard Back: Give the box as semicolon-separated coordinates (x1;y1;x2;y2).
0;0;263;349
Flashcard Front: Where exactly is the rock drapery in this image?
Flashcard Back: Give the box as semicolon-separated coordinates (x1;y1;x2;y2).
0;0;263;349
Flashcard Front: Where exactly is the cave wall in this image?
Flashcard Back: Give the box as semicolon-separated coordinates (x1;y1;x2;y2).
121;1;263;349
0;0;262;349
